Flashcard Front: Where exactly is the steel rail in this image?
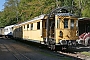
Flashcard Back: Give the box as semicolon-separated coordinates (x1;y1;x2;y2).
3;43;31;60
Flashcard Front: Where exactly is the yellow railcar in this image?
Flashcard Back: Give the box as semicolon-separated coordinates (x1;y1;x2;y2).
13;8;78;50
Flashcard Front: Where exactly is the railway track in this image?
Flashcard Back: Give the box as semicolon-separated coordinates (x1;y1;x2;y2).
1;38;90;60
1;41;31;60
15;39;90;60
56;46;90;60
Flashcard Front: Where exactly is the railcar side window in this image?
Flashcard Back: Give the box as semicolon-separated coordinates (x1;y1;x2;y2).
71;19;74;29
64;19;68;28
31;23;33;30
27;24;29;28
37;22;40;29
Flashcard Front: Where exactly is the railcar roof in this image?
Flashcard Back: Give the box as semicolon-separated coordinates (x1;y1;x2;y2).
56;13;76;17
14;13;77;27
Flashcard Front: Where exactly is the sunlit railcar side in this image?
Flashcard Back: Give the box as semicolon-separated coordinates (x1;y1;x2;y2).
22;15;46;42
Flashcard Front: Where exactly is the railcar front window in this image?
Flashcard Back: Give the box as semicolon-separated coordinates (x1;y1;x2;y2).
76;20;78;28
64;19;68;28
71;19;74;29
57;18;60;29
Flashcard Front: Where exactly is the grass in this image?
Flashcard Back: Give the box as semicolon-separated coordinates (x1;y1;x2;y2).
81;52;90;56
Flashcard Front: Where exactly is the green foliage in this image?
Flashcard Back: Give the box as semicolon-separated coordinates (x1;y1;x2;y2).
0;0;90;27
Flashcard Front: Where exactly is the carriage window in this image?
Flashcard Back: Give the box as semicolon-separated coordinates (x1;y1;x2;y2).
4;29;8;32
37;22;40;29
27;24;29;28
71;19;74;29
31;23;33;30
12;27;13;30
57;18;60;28
64;19;68;28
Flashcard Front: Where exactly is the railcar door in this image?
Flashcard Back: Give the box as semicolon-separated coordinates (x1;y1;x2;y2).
50;20;55;38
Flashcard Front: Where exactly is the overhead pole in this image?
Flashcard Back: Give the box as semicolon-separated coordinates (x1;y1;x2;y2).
46;0;59;45
79;0;82;17
56;0;59;8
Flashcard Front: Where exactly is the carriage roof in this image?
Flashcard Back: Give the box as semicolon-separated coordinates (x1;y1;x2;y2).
14;14;46;27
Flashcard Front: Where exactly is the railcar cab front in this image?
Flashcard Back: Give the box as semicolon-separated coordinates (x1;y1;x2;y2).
55;13;78;45
44;8;78;50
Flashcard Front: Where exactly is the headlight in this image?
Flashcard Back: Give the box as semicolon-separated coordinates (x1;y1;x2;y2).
76;30;78;36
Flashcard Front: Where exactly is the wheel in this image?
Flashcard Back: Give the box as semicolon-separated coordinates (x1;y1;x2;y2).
50;45;55;50
85;37;90;46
